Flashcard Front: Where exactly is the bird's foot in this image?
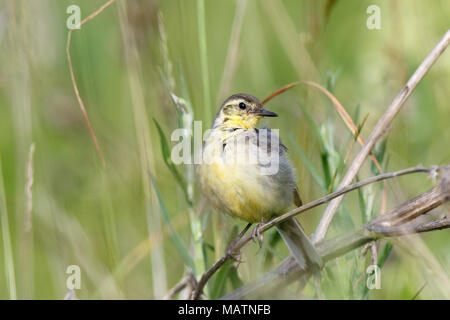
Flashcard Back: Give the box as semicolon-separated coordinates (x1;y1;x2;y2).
251;219;265;248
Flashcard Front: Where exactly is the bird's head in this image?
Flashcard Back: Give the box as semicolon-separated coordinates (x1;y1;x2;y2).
212;93;278;130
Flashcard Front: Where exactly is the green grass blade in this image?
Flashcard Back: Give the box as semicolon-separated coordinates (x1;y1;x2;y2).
210;227;243;298
288;135;327;192
325;69;342;93
153;118;192;206
0;159;17;299
377;242;393;268
228;266;244;290
210;260;232;299
371;138;388;175
148;173;196;273
357;178;367;223
196;0;211;123
321;152;332;190
298;102;323;149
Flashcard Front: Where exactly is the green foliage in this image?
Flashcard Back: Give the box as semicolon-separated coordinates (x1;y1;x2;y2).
0;0;448;300
289;134;327;192
0;159;16;299
148;173;196;273
153;118;191;206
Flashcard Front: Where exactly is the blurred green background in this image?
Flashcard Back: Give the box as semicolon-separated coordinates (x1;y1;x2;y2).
0;0;449;299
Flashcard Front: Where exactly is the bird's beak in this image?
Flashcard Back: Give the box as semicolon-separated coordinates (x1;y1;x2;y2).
254;109;278;117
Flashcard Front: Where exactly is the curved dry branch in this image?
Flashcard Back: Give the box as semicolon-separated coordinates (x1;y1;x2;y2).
312;29;450;243
262;80;383;172
163;273;197;300
189;165;442;300
221;170;450;300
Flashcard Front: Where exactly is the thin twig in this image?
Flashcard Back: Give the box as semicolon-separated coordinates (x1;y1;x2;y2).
368;185;448;228
190;165;433;299
258;167;430;233
262;81;383;173
221;179;450;300
191;255;232;300
66;0;116;166
369;217;450;236
164;273;196;300
264;80;389;215
312;29;450;243
411;282;428;300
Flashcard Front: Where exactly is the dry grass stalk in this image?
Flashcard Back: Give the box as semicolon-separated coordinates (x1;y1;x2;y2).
312;29;450;243
66;0;117;166
222;167;450;299
190;165;446;299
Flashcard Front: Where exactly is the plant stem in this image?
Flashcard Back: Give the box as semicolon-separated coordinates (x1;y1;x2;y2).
197;0;212;123
312;29;450;243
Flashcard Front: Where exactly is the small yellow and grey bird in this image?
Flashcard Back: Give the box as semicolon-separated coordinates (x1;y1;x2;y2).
197;93;322;270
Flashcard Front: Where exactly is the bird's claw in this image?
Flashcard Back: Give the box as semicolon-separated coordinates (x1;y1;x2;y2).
251;219;265;248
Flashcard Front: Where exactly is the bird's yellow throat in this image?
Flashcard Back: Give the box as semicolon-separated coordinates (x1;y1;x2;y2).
221;114;261;130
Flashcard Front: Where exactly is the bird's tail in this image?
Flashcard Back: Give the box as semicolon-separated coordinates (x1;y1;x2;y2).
275;218;323;271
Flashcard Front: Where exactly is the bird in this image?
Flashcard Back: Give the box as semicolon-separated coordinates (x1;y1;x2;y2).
196;93;322;271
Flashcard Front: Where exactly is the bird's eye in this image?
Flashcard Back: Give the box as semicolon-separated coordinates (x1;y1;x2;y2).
239;102;247;110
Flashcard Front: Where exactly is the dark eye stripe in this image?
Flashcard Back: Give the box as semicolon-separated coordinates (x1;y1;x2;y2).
222;105;233;115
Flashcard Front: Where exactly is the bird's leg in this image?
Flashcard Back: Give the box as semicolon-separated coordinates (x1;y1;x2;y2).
251;218;266;248
226;223;252;263
237;222;252;238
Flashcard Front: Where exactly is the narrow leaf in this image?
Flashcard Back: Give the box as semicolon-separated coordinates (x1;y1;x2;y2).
377;242;393;268
148;173;196;273
0;159;17;299
298;102;324;151
288;135;327;192
210;260;233;299
153;118;192;205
